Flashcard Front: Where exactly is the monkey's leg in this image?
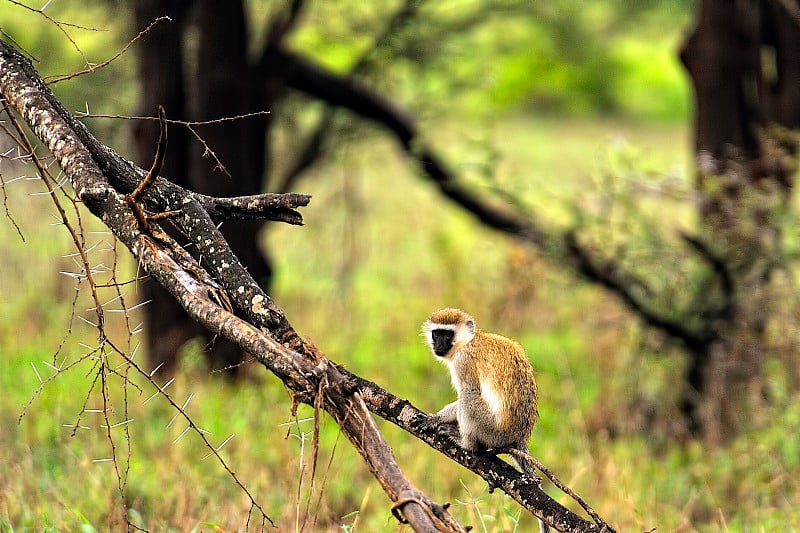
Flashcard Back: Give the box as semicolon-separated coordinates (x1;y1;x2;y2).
456;390;500;451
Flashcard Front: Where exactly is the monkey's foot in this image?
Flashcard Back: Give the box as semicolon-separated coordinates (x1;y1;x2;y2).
410;412;435;432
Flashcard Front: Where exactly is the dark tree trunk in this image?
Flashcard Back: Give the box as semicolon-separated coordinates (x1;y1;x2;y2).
680;0;799;443
762;1;800;128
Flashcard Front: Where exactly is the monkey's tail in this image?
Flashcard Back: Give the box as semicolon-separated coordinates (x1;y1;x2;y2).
508;446;614;533
507;447;551;533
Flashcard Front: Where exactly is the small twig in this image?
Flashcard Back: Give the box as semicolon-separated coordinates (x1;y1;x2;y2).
7;0;99;66
0;172;25;240
78;110;270;177
78;110;271;126
47;16;172;84
0;108;26;241
0;27;37;62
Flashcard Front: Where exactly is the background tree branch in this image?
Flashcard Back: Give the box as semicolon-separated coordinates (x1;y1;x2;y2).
271;42;722;356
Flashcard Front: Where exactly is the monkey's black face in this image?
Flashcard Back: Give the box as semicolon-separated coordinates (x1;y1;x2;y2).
431;329;455;357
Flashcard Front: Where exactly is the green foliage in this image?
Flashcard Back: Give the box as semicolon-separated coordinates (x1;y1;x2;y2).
289;0;693;119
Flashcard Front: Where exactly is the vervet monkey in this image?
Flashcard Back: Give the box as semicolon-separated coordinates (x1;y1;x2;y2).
420;307;550;531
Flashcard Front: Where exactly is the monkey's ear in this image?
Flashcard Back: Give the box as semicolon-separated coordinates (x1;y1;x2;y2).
465;319;475;334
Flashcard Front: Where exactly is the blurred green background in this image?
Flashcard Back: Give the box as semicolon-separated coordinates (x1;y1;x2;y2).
1;1;799;532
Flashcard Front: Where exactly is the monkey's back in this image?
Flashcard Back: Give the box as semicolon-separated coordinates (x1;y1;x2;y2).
469;331;538;448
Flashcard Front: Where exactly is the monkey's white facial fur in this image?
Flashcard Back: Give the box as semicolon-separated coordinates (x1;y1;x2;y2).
422;308;476;359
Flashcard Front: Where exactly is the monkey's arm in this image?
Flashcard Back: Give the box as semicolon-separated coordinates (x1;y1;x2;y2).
434;400;458;423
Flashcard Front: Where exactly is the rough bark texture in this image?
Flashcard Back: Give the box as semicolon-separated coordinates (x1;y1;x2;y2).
0;38;613;532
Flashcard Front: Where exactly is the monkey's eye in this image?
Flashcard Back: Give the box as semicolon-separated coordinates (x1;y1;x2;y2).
431;329;455;357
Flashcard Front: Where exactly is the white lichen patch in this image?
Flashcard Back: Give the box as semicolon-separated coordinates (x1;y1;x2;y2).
251;294;268;315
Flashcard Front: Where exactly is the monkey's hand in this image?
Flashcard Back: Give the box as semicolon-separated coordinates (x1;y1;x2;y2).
410;412;437;433
411;413;461;443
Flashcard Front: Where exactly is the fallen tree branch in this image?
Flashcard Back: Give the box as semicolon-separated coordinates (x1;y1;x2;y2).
0;38;614;532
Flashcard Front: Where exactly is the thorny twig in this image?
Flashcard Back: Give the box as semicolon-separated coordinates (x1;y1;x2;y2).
4;78;277;533
79;110;272;177
4;82;143;527
47;16;172;84
0;148;26;241
7;0;101;66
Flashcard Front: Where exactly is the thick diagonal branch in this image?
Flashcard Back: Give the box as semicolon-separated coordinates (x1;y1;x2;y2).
0;38;614;532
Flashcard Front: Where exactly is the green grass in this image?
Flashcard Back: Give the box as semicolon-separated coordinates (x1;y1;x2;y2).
2;116;800;532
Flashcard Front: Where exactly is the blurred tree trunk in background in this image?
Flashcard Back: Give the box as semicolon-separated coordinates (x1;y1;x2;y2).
680;0;800;444
190;0;273;372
